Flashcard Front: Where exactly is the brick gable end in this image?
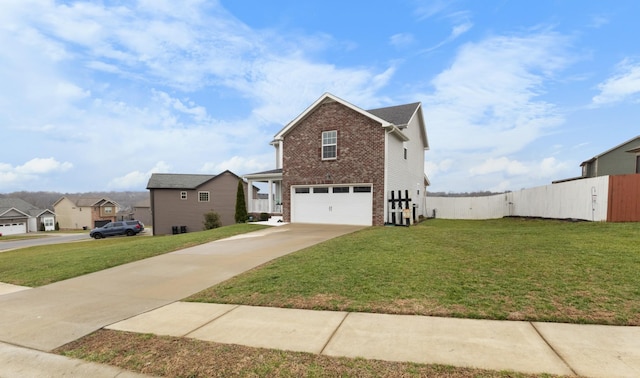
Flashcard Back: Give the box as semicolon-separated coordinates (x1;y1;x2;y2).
282;102;386;225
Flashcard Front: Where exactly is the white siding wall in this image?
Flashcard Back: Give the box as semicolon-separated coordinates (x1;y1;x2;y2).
427;176;610;221
385;115;427;221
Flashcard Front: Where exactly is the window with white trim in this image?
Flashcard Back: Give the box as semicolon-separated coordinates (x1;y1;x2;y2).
198;191;210;202
322;130;337;160
403;142;408;160
180;191;187;200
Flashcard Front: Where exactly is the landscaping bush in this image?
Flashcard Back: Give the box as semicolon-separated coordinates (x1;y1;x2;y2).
203;212;221;230
259;212;269;221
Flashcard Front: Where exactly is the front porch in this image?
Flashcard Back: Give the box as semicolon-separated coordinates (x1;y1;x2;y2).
244;169;283;215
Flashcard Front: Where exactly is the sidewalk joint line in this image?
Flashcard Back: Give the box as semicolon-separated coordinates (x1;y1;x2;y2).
529;322;578;376
319;311;350;355
182;304;240;337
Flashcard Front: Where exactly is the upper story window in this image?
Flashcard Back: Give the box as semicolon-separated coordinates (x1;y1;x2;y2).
104;206;113;214
403;142;408;160
198;191;210;202
180;191;187;200
322;130;337;160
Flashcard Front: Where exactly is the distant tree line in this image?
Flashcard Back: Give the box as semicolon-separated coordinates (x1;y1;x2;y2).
0;191;149;211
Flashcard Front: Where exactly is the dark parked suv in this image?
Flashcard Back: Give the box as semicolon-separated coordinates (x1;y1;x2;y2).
90;220;145;239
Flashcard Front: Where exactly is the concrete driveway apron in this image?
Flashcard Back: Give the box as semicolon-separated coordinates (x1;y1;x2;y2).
0;223;364;352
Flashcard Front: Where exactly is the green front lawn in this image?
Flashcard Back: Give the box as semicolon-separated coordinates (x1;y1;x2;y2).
188;219;640;325
0;224;268;287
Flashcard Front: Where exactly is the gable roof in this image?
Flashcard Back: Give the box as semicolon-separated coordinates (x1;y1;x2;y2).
0;198;52;218
274;93;394;140
367;102;421;126
0;198;39;213
581;135;640;166
53;196;118;208
147;173;216;189
273;93;428;149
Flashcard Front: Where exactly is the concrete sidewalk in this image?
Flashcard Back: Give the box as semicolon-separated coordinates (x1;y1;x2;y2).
0;341;149;377
106;302;640;378
0;223;363;352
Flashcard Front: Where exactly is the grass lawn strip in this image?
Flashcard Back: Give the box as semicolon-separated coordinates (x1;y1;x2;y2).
0;224;268;287
55;329;563;378
187;219;640;326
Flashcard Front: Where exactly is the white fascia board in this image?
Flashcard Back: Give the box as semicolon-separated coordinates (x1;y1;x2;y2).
274;93;392;139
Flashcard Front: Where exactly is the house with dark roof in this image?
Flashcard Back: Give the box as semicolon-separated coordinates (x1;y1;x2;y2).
146;170;258;235
580;135;640;178
0;198;56;235
53;196;120;230
244;93;429;226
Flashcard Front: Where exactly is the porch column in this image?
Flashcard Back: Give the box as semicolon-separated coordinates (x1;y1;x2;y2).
247;179;254;213
268;179;273;213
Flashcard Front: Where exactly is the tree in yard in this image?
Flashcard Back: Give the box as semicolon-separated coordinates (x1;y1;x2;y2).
203;212;221;230
235;179;248;223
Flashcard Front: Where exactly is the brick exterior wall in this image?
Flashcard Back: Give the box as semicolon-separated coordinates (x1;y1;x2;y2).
282;101;386;225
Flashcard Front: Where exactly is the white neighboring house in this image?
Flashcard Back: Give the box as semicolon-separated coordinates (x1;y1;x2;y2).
0;198;56;235
244;93;430;226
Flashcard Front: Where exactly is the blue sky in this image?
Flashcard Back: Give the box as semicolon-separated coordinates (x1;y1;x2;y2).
1;0;639;193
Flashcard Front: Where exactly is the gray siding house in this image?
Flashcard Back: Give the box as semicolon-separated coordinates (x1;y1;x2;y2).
147;170;257;235
581;135;640;178
0;198;56;235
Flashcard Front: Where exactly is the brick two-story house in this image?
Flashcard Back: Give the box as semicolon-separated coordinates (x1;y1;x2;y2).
245;93;429;226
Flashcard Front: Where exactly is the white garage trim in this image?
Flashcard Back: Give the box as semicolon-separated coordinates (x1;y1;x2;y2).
291;184;373;226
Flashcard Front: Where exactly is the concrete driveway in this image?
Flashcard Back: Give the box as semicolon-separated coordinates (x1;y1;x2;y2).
0;223;364;352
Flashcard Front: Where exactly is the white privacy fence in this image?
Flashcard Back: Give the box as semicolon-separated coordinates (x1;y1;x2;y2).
426;176;610;221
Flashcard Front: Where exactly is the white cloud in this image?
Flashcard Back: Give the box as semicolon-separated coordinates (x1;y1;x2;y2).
16;158;73;174
200;155;273;175
592;59;640;105
0;158;73;191
423;31;569;155
389;33;416;48
450;21;473;39
414;1;450;20
470;157;528;176
108;161;171;190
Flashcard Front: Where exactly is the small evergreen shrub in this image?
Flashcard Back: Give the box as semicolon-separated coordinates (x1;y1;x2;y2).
203;212;221;230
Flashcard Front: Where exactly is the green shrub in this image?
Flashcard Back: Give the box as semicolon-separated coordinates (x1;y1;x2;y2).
203;212;221;230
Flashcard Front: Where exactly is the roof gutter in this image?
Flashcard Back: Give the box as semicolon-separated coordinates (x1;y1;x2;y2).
383;124;410;141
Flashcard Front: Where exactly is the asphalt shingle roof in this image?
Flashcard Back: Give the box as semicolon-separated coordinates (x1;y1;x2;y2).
146;173;216;189
367;102;420;126
0;198;39;212
0;198;51;217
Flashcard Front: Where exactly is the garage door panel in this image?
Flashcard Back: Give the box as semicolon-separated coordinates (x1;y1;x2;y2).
292;185;372;226
0;222;27;235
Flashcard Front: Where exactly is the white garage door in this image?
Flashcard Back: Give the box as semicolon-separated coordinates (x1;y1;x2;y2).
291;185;373;225
0;222;27;236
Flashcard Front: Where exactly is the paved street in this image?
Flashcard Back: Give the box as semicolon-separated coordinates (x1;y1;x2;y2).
0;233;91;252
